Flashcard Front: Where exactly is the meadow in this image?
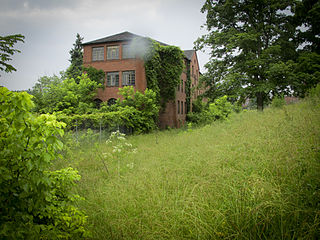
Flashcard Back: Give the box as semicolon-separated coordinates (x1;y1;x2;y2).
54;97;320;239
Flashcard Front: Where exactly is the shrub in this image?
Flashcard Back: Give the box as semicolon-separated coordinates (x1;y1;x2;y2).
271;95;286;108
187;96;234;125
0;87;88;239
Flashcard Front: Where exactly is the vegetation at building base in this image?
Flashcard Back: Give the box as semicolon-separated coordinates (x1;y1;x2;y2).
195;0;320;110
53;85;320;239
0;87;89;239
144;40;184;109
55;86;159;134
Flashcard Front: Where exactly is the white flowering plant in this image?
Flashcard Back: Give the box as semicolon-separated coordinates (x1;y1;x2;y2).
102;130;137;176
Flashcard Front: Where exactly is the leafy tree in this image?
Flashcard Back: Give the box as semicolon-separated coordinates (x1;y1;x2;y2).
295;0;320;54
66;33;83;82
30;74;101;114
83;66;105;85
196;0;297;110
0;34;24;74
0;87;88;238
290;0;320;96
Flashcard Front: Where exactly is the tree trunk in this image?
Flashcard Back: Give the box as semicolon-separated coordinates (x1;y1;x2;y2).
256;92;264;111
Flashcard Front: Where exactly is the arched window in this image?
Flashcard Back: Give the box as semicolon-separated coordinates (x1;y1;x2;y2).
107;98;117;106
94;98;103;108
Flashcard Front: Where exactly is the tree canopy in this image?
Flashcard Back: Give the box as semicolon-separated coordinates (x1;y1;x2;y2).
196;0;300;110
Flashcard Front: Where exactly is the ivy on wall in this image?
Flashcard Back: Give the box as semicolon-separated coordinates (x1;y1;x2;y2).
143;40;184;109
185;60;191;114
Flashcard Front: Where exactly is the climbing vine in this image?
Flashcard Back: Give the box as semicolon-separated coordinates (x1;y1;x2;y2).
144;40;184;109
185;60;191;114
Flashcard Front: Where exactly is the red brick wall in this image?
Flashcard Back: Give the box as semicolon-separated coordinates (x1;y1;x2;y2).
83;41;147;102
83;42;202;129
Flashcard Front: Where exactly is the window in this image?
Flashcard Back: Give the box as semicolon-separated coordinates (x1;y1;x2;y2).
181;80;184;92
108;98;117;106
181;101;183;114
92;47;104;61
177;100;180;114
122;71;135;86
107;46;119;60
122;44;135;59
106;72;119;87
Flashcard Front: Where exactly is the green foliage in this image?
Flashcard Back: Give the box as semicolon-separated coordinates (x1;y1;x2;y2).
30;74;101;114
295;0;320;54
292;51;320;97
144;40;184;109
188;96;234;125
83;66;105;86
196;0;297;110
208;95;234;121
65;33;84;81
0;87;88;239
0;34;25;73
57;91;320;239
56;87;159;134
271;95;286;108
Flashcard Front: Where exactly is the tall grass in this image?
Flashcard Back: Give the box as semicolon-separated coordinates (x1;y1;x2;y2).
54;97;320;239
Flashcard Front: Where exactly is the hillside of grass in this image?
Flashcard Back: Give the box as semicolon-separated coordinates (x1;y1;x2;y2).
54;97;320;239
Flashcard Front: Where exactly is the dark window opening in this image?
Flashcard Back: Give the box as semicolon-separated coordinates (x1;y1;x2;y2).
107;98;117;106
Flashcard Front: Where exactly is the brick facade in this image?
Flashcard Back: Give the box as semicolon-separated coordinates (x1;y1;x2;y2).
82;32;202;128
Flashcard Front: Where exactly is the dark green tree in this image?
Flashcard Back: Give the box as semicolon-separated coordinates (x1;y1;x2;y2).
0;34;24;74
66;33;83;82
295;0;320;54
195;0;297;110
291;0;320;96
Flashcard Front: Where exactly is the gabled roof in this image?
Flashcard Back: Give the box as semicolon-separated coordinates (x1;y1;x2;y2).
83;31;168;46
183;50;195;61
83;31;143;45
83;31;196;61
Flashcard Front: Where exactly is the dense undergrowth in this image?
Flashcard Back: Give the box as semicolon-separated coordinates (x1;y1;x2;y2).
54;93;320;239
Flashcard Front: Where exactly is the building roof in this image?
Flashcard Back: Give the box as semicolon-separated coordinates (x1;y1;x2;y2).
83;31;168;46
82;31;144;45
83;31;195;60
183;50;195;61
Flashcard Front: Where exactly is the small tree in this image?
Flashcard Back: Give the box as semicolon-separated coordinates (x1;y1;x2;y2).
66;33;83;82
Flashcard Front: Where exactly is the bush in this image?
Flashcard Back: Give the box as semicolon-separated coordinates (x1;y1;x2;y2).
271;95;286;108
187;96;234;125
0;87;88;239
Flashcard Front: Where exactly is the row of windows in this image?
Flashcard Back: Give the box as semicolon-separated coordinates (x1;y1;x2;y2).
92;44;134;61
177;100;187;115
106;71;135;87
177;79;185;93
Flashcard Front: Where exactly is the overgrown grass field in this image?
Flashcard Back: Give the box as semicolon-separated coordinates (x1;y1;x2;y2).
54;97;320;239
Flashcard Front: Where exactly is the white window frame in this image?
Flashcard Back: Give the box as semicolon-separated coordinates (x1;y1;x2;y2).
92;47;104;61
122;71;135;86
106;72;119;87
107;46;119;60
122;44;135;59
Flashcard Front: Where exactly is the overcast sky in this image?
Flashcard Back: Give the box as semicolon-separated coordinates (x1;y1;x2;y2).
0;0;210;91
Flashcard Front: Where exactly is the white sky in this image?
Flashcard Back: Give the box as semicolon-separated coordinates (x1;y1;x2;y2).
0;0;210;91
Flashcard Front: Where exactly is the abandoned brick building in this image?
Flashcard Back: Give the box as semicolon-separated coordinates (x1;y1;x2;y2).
82;31;202;128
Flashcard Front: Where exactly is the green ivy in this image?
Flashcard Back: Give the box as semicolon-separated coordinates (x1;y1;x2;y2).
185;60;191;114
144;40;184;109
